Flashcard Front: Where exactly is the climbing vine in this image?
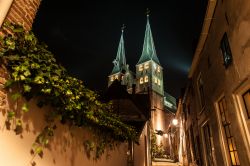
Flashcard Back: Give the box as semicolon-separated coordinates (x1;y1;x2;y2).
0;22;138;159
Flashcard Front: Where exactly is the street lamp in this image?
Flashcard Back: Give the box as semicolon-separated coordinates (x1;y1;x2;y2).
172;118;178;126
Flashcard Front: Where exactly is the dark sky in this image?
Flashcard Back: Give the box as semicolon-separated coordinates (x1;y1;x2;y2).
33;1;208;98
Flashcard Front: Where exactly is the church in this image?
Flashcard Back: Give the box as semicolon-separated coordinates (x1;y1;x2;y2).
106;14;177;164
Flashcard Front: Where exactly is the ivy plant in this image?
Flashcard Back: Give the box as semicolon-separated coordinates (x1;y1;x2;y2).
0;21;138;159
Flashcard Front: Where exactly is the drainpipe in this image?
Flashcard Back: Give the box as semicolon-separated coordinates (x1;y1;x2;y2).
0;0;14;27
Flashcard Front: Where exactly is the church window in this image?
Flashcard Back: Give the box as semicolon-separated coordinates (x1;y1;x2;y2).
154;77;158;84
110;76;114;82
139;65;143;71
140;77;144;84
157;66;160;73
144;76;148;82
158;79;160;86
115;75;118;80
144;62;149;69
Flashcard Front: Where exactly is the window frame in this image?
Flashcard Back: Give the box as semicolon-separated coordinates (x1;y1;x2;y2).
139;77;144;84
217;97;240;166
220;33;233;68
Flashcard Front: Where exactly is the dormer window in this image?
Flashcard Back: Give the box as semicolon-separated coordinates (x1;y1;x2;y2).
140;77;144;84
144;62;149;69
139;65;143;71
158;79;160;86
144;76;149;82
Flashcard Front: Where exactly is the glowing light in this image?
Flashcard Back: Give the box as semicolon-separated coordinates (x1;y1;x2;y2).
139;65;143;71
140;77;144;84
164;133;168;138
144;62;149;69
172;119;178;125
144;75;148;82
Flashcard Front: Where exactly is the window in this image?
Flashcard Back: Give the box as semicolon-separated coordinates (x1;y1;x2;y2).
218;97;240;166
140;77;144;84
220;33;233;68
110;76;114;82
157;66;160;73
197;75;205;108
144;62;149;69
115;75;118;80
202;123;214;166
154;77;158;84
139;65;143;71
243;89;250;119
157;79;160;86
144;76;148;83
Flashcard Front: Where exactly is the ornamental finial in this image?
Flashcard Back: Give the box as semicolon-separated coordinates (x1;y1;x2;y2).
146;8;150;17
121;24;126;33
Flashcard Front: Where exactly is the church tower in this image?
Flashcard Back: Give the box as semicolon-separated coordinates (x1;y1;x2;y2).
136;13;165;146
108;26;134;92
136;14;164;96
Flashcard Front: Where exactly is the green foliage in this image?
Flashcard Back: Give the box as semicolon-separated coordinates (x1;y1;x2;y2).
151;132;166;159
0;21;138;159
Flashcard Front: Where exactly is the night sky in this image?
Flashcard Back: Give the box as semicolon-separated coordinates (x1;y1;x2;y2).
33;1;208;98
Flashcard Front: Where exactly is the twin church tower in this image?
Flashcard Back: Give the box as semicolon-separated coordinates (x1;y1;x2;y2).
108;14;164;97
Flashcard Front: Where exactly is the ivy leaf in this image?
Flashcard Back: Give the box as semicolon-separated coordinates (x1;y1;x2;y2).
11;92;21;101
34;76;44;84
16;119;22;126
23;84;31;92
13;27;24;33
22;103;29;113
7;111;15;120
20;75;26;80
23;70;31;77
4;79;13;88
35;146;43;155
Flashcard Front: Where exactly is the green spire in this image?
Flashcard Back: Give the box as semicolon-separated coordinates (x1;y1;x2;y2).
111;25;126;74
137;14;160;65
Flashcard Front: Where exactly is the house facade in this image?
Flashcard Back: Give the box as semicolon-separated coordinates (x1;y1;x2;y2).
176;0;250;165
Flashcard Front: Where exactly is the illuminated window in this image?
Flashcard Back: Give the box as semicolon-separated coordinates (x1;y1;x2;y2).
243;89;250;119
110;76;114;82
139;65;143;71
157;66;160;73
158;79;160;86
218;97;240;166
140;77;144;84
115;75;118;80
154;77;158;84
144;76;148;82
144;62;149;69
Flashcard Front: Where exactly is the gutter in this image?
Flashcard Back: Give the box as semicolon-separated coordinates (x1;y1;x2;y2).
0;0;14;27
188;0;217;78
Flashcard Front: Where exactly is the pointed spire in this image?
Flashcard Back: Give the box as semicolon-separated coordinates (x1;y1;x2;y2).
137;11;160;65
111;25;127;74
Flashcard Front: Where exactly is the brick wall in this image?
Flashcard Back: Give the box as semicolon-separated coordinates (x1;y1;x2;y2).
4;0;41;30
